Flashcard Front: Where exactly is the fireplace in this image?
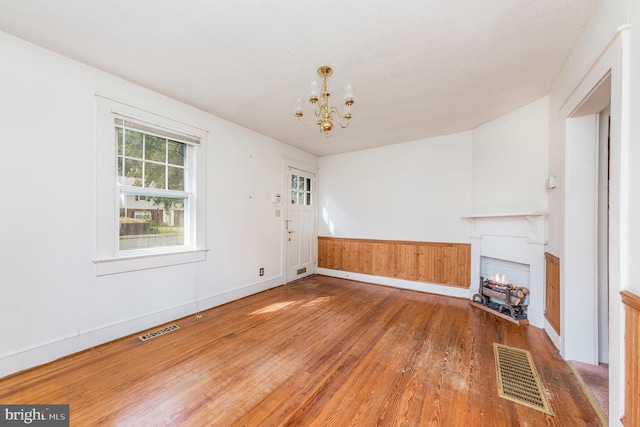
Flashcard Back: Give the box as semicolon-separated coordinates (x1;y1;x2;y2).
464;213;547;328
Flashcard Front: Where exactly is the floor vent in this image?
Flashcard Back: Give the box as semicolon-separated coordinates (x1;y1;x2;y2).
138;324;179;342
493;343;553;414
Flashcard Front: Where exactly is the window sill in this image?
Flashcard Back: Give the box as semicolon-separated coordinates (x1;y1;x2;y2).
93;248;208;276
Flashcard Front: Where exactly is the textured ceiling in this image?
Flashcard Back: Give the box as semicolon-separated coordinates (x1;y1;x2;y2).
0;0;601;156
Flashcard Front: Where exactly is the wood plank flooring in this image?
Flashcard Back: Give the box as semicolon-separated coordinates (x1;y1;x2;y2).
0;275;602;426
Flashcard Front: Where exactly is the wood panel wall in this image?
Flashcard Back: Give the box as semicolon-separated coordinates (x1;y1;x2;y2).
318;237;471;288
621;290;640;427
544;252;561;334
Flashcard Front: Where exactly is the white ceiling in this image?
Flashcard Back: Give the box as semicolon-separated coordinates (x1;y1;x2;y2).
0;0;601;157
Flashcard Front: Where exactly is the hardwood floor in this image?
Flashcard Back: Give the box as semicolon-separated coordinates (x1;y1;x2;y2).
1;275;602;426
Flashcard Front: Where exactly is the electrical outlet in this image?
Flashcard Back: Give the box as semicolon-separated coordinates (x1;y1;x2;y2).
259;267;264;276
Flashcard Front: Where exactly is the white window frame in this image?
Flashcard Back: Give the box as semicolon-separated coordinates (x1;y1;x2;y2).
94;96;208;276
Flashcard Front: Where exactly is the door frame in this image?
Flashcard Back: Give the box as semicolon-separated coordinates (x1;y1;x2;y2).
555;29;628;419
282;159;318;283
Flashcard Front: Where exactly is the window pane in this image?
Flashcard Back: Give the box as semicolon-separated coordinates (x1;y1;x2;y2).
145;135;167;163
124;159;142;186
117;128;123;155
145;163;166;189
300;177;306;191
124;130;143;158
306;178;311;191
168;166;184;191
119;194;185;251
306;192;311;206
168;140;185;166
291;190;297;204
291;175;298;190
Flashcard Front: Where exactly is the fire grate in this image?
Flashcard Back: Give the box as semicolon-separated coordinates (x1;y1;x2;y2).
138;324;179;342
493;343;553;414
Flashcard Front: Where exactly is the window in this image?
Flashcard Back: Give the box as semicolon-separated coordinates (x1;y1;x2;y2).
94;96;207;275
116;119;189;252
290;173;312;205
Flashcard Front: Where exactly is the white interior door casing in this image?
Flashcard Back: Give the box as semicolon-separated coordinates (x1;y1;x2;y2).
597;106;610;363
285;165;317;282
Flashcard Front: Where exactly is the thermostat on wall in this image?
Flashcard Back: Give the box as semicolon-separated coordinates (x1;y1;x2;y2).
272;193;281;204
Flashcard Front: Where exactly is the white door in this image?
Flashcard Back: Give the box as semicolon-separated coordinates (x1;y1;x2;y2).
285;167;316;282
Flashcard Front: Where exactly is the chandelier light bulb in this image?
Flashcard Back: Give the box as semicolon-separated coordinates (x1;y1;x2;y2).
308;81;320;103
343;84;355;105
293;97;304;117
343;105;352;119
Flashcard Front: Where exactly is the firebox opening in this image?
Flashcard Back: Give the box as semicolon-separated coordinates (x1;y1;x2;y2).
477;256;531;320
482;257;530;296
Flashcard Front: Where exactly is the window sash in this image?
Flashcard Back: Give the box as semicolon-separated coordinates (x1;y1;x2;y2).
119;187;191;199
117;125;189;193
118;191;191;252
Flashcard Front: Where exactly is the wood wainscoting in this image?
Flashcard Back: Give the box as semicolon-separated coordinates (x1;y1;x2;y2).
318;236;470;288
544;252;561;334
621;290;640;427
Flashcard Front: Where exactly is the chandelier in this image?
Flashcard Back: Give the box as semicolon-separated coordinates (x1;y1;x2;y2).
293;66;354;134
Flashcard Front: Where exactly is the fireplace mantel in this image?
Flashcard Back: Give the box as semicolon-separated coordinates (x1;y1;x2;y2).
462;212;548;240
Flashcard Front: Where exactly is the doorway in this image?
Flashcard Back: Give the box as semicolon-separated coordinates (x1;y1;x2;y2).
284;163;317;282
564;72;611;365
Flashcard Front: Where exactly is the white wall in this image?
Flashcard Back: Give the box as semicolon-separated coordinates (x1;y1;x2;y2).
318;132;473;243
471;96;549;214
0;32;316;377
318;97;550;297
318;97;550;243
316;132;473;297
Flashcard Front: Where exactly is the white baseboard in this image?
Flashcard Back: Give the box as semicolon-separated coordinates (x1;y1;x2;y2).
526;307;545;329
317;268;471;299
544;319;562;354
0;277;283;379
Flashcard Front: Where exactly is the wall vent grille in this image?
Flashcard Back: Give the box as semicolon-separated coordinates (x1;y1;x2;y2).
138;324;179;342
